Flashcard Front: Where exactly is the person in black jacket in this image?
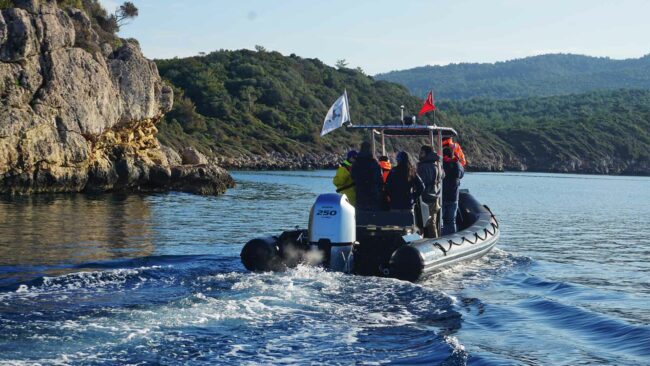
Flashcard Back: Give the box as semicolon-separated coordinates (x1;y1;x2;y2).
417;145;444;237
351;141;383;211
386;151;424;210
442;147;465;235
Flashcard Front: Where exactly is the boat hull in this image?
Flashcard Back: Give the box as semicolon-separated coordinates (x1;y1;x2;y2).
240;191;499;282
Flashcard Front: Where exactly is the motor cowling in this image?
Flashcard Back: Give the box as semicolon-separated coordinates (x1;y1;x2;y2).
308;193;356;272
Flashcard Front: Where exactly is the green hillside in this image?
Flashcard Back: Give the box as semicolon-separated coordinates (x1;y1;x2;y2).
155;50;650;175
441;89;650;173
375;53;650;100
155;49;427;159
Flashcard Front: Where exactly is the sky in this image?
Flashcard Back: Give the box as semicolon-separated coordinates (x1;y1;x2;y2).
99;0;650;75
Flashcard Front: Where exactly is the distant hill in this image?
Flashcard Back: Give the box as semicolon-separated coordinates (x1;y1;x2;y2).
375;54;650;100
155;50;650;175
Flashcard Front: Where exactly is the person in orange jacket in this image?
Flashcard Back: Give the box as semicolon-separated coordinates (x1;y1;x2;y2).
442;137;467;167
377;155;393;210
378;156;392;183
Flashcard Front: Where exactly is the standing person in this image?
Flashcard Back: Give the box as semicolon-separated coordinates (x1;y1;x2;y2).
442;147;465;235
378;156;392;183
351;142;383;211
333;150;357;206
385;151;424;210
417;145;444;237
442;137;467;167
377;155;392;210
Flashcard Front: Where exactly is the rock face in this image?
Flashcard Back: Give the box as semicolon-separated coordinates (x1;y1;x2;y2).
0;0;234;194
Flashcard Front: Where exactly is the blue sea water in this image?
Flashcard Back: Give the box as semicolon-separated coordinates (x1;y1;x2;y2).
1;171;649;365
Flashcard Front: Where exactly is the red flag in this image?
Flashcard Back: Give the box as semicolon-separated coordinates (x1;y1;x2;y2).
418;91;436;116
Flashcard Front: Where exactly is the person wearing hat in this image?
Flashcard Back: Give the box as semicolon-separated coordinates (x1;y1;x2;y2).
385;151;424;211
333;150;358;206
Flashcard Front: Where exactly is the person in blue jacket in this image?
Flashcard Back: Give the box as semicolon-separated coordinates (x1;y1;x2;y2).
442;147;465;235
417;145;444;237
385;151;424;210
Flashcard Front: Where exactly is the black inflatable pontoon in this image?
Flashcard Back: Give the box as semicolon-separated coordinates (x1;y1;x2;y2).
388;190;499;281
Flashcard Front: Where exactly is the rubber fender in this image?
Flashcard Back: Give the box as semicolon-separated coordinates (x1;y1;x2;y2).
389;245;424;282
241;237;282;272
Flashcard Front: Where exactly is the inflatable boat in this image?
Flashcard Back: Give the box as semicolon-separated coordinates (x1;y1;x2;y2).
241;124;499;282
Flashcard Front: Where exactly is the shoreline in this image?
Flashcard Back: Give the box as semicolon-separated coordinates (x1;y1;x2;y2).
215;151;650;177
225;165;650;178
2;167;646;199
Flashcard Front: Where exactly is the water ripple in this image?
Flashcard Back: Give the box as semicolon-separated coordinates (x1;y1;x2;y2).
1;171;649;365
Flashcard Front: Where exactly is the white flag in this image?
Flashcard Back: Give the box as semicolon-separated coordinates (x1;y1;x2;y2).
321;90;350;136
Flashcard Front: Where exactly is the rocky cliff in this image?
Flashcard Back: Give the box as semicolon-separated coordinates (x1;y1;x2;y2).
0;0;234;194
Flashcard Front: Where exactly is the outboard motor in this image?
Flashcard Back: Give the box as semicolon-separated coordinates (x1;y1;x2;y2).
308;193;356;272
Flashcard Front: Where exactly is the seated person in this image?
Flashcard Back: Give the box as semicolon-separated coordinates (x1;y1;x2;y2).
385;151;424;211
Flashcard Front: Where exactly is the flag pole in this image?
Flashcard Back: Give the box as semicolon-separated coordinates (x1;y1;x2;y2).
430;89;442;236
432;90;436;126
344;89;351;125
437;128;443;236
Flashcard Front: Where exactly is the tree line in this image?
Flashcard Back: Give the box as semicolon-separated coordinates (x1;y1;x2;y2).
155;49;650;173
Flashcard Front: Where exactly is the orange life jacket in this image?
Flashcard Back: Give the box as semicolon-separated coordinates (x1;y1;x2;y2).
443;138;467;167
379;160;392;183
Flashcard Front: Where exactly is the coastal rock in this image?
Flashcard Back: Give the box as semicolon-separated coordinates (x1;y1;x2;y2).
181;147;208;165
161;145;182;166
0;1;233;194
169;164;235;195
0;8;40;62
